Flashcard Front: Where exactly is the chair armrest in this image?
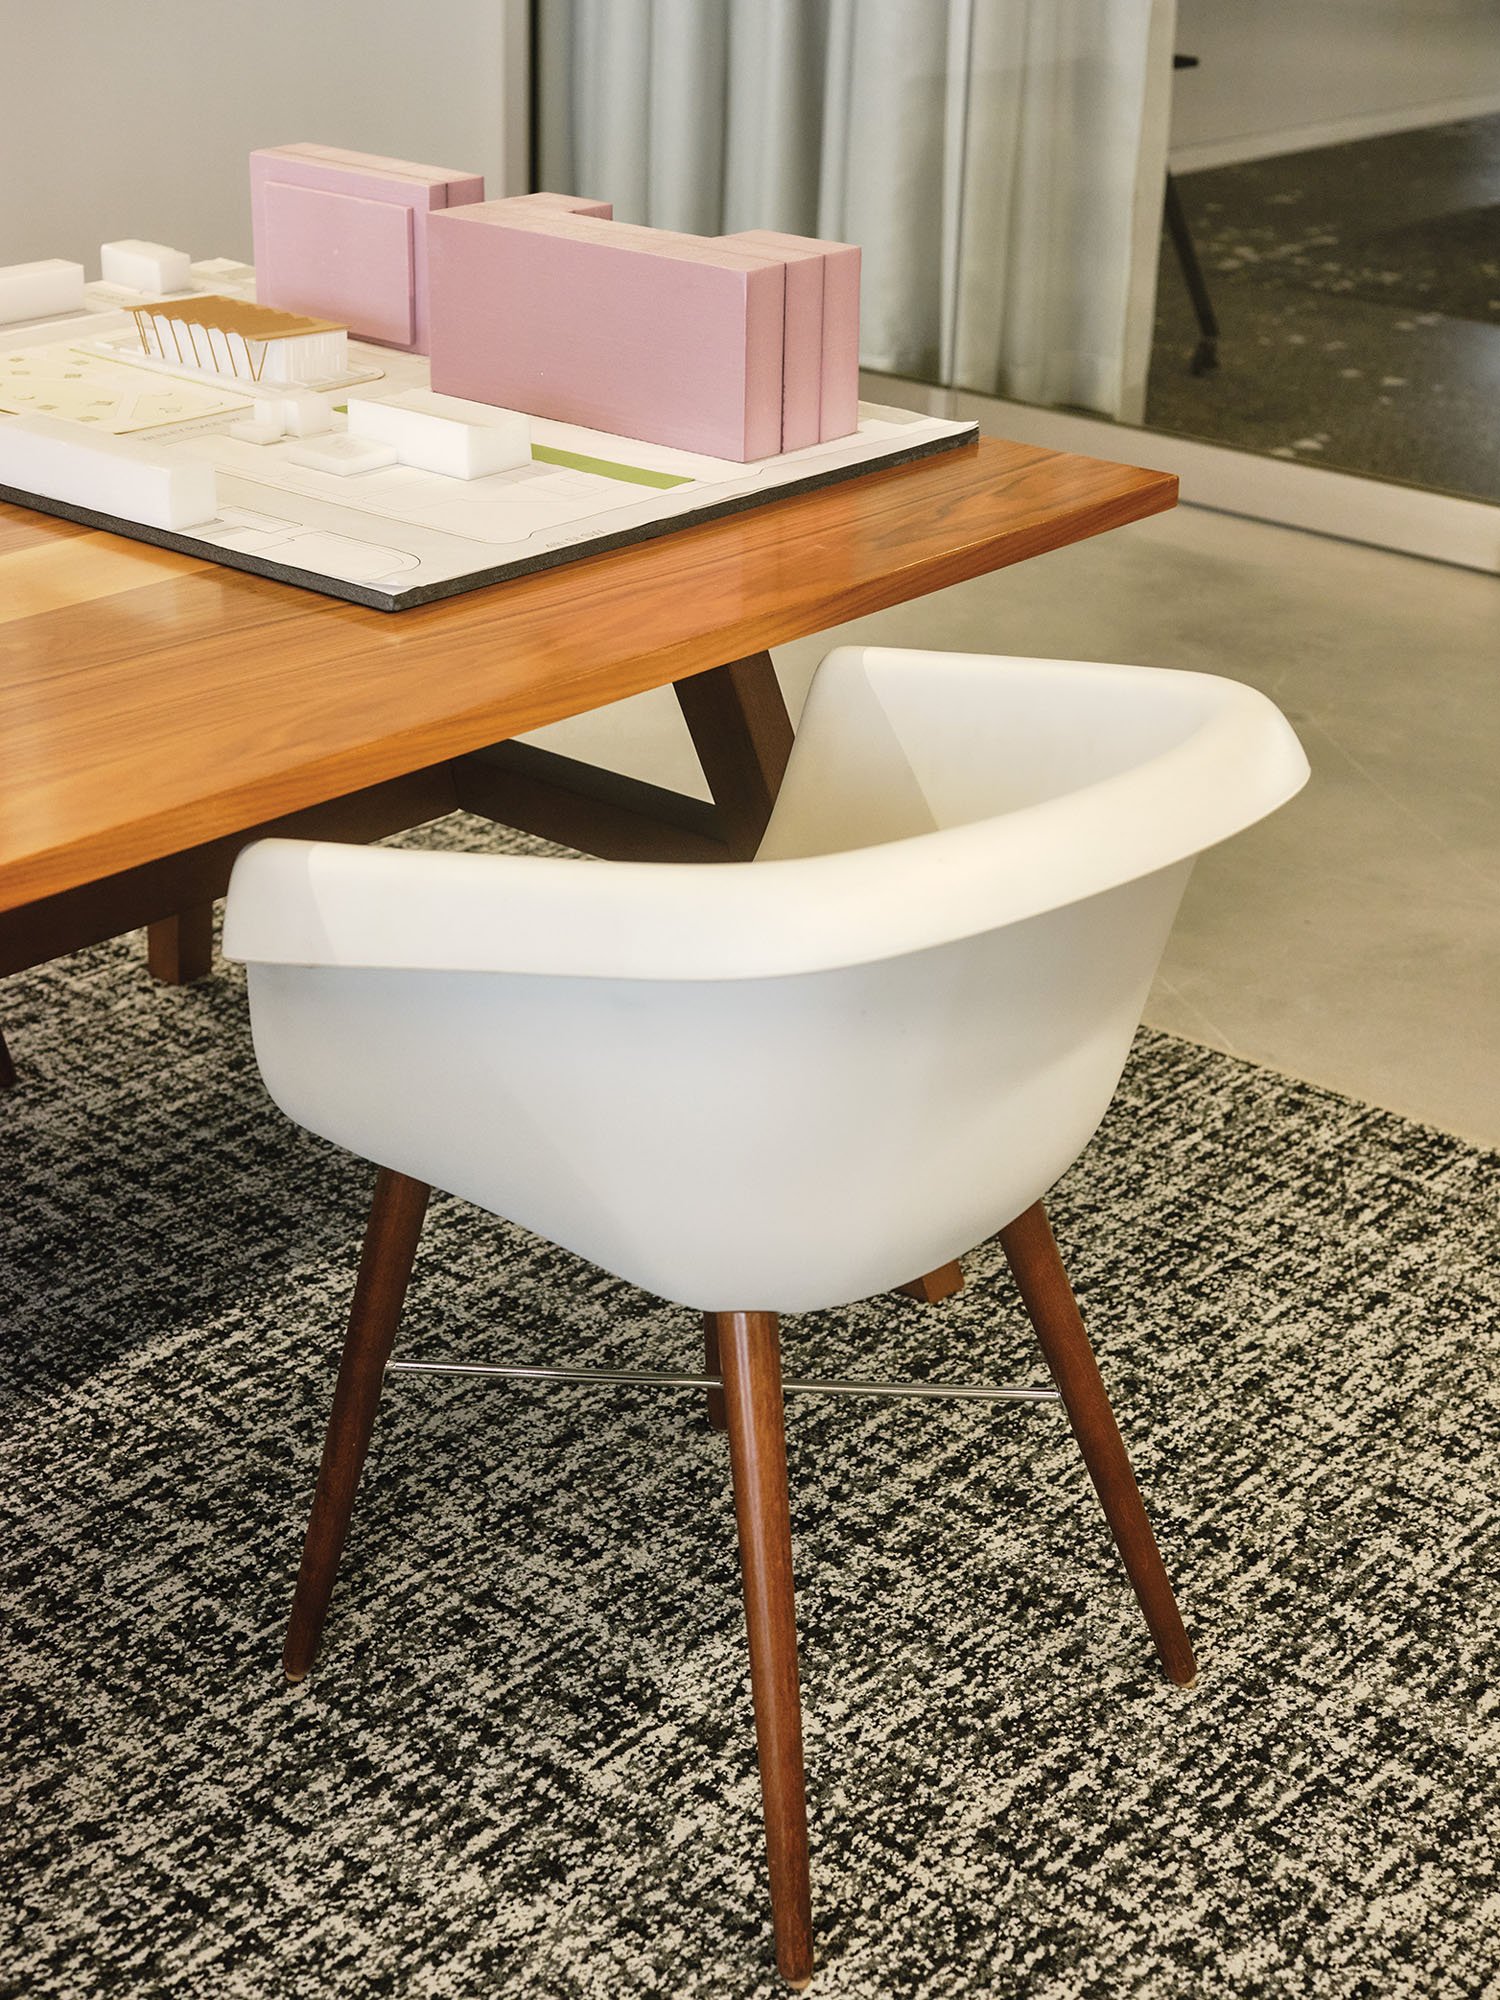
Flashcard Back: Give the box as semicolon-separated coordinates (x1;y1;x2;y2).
223;663;1305;983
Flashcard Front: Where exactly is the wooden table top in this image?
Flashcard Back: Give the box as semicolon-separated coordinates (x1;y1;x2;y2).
0;435;1175;915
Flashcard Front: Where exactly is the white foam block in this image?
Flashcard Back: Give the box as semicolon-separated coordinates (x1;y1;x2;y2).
100;239;193;293
0;259;86;325
0;414;217;530
228;417;285;446
286;434;398;476
276;392;332;437
345;391;531;479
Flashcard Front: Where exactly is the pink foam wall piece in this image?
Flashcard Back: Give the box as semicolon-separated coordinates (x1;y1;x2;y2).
261;182;414;346
427;206;786;461
720;231;825;451
816;242;861;440
265;142;483;186
724;229;861;443
816;244;864;440
250;144;485;354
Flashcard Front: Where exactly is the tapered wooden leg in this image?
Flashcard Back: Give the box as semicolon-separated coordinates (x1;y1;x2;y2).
0;1028;14;1090
898;1260;964;1304
714;1310;814;1988
999;1202;1198;1687
146;903;214;985
283;1168;430;1683
701;1312;728;1432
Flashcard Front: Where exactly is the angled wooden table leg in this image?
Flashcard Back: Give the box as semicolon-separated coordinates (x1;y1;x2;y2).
674;651;795;859
146;903;214;985
453;650;793;862
0;1026;15;1090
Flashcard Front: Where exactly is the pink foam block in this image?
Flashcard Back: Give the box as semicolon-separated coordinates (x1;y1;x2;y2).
427;206;786;461
489;192;614;220
250;143;485;354
719;230;826;451
724;229;860;443
261;183;414;345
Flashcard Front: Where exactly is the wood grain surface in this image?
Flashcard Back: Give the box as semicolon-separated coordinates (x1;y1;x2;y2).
0;437;1174;913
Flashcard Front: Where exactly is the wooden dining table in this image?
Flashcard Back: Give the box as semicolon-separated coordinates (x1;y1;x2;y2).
0;434;1176;1015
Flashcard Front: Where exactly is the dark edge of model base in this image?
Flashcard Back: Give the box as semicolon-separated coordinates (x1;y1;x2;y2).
0;423;980;614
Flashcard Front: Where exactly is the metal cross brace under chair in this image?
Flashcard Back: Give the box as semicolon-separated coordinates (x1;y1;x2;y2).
387;1357;1061;1403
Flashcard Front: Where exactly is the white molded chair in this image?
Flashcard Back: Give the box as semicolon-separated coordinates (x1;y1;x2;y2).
224;646;1308;1987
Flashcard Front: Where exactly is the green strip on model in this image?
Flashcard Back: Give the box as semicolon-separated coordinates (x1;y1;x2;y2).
531;444;690;489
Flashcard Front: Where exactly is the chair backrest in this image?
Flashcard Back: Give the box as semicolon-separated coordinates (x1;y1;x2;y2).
225;649;1307;1312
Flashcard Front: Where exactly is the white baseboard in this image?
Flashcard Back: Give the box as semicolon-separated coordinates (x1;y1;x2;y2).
1169;90;1500;174
861;372;1500;576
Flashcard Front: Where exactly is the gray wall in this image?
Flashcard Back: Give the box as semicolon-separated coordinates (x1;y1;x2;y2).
1;0;528;270
1172;0;1500;165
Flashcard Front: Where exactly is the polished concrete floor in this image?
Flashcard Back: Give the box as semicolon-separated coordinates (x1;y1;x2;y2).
530;503;1500;1150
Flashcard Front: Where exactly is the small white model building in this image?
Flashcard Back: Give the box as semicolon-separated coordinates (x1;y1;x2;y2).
129;296;347;384
0;413;217;531
226;390;334;446
0;259;86;325
286;435;399;476
100;239;193;293
345;390;532;479
275;389;333;435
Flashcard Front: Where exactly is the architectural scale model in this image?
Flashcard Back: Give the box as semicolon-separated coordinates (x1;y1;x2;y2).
0;141;975;607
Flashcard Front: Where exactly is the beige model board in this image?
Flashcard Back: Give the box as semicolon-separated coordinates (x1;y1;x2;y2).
0;305;976;609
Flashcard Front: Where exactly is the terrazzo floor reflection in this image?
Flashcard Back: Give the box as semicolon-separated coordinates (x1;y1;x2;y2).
1150;112;1500;500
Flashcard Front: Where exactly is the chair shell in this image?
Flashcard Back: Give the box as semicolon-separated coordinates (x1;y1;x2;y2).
224;647;1308;1313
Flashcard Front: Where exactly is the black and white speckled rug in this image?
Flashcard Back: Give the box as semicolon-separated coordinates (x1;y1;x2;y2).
2;822;1497;1999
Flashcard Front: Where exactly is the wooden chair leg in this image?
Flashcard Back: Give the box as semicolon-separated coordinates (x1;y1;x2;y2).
897;1260;964;1304
701;1312;728;1432
998;1202;1198;1687
714;1310;814;1988
146;903;215;985
283;1167;430;1683
0;1027;14;1091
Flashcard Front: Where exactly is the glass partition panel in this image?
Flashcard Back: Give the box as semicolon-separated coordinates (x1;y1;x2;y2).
536;0;1500;502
